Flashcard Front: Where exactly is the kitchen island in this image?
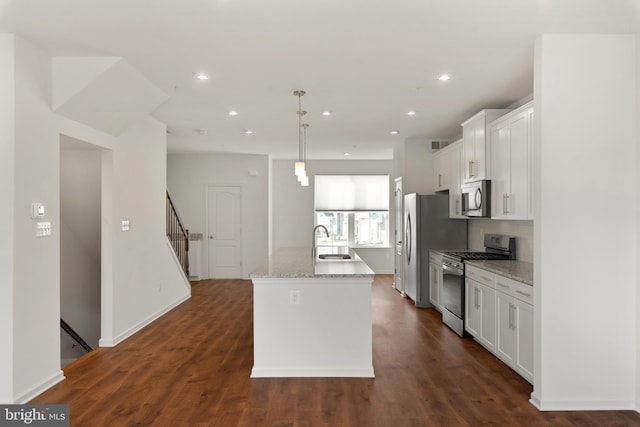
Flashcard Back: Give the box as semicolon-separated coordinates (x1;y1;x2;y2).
249;247;375;378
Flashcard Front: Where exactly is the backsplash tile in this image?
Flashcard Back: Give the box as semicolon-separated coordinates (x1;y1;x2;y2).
468;219;533;263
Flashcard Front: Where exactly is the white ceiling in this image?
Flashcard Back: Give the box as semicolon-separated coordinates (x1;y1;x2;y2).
1;0;639;160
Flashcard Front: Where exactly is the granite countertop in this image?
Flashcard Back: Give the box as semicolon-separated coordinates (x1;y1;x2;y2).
250;247;375;279
430;248;469;256
465;260;533;286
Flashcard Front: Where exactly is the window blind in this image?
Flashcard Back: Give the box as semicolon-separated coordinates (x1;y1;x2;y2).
314;175;389;211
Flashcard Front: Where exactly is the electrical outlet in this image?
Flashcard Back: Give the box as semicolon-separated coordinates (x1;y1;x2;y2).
289;290;300;305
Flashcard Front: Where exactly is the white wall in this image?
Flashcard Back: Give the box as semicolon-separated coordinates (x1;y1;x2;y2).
167;153;270;278
272;159;394;274
532;34;637;410
393;137;435;195
54;120;192;349
0;34;191;403
0;34;15;403
108;119;191;342
12;35;63;403
60;148;101;348
468;219;533;263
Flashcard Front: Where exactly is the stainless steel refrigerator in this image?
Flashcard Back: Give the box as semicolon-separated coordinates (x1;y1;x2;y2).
403;193;467;307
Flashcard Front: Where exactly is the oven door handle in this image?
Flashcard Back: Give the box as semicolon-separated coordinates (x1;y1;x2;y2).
442;264;463;275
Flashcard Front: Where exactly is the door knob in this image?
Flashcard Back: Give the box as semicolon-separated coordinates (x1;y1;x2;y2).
209;235;216;239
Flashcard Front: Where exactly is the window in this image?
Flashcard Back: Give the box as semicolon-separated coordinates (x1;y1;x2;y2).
314;174;390;248
354;212;388;246
316;212;348;247
315;211;390;248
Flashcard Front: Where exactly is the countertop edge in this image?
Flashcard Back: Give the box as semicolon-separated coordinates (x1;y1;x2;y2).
465;260;533;286
250;247;375;279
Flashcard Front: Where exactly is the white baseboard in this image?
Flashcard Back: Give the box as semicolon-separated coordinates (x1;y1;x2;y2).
250;367;375;378
99;293;190;347
530;396;636;411
15;370;65;404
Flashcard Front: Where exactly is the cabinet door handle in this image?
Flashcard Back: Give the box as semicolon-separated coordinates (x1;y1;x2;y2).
512;304;517;330
438;173;442;187
469;160;475;178
505;194;510;214
509;303;513;329
515;290;531;298
455;199;460;215
475;288;479;309
497;282;509;289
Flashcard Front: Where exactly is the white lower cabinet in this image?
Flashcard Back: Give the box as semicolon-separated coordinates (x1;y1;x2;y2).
465;265;533;384
496;291;516;365
429;252;443;311
465;278;496;353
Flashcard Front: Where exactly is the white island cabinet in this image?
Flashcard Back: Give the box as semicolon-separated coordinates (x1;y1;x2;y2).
250;247;375;378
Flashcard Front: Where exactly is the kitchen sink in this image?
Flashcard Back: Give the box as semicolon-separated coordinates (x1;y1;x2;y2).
318;254;352;260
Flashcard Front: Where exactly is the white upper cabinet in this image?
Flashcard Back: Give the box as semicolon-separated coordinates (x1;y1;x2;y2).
461;109;512;184
489;102;533;220
431;139;465;219
448;140;464;218
432;147;450;192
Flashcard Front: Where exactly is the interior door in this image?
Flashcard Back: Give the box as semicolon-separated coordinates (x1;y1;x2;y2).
393;177;403;293
207;186;242;278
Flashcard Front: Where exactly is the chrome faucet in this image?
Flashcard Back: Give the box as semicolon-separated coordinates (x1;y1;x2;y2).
312;225;329;257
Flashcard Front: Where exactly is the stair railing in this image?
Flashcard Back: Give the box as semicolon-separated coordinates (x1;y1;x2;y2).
166;191;189;277
60;319;93;353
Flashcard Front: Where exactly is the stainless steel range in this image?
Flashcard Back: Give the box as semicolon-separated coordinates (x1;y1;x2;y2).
441;234;516;336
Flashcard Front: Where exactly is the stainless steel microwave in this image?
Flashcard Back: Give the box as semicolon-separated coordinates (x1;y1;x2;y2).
461;180;491;217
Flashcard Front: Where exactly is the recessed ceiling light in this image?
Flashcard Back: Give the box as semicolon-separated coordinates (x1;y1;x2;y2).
322;111;332;116
228;110;238;116
438;74;451;81
344;152;351;156
407;111;416;116
244;130;253;135
194;129;207;135
195;73;209;81
390;130;400;135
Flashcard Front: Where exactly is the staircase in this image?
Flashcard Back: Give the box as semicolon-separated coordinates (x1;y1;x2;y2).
166;191;189;278
60;318;93;367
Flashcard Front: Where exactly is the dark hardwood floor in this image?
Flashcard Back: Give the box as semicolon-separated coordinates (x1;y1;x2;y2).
32;275;640;426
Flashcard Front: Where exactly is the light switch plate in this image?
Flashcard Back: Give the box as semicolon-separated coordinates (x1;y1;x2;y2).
31;203;45;219
121;220;130;232
36;222;51;237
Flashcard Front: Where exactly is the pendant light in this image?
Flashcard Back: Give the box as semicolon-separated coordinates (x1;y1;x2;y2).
293;90;306;180
300;123;309;186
